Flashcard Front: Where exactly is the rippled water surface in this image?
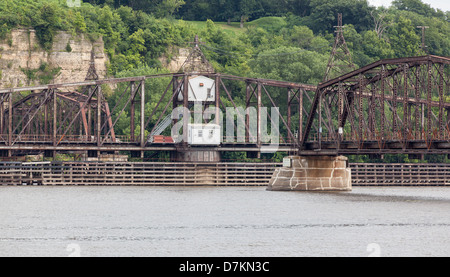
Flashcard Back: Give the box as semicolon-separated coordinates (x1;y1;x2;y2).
0;186;449;257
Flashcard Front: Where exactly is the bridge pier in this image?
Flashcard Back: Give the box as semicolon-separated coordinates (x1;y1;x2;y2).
172;149;221;162
267;156;351;191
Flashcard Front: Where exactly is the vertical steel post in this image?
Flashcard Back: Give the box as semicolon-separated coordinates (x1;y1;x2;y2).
439;64;444;139
140;79;145;148
130;81;135;142
215;74;220;125
427;61;432;141
415;68;421;139
0;94;4;134
257;81;262;147
447;108;450;139
338;82;343;128
392;74;398;139
318;90;322;149
97;86;102;147
8;91;12;146
53;90;57;146
87;87;92;139
403;64;409;142
287;88;291;143
370;86;375;140
44;90;48;138
183;74;189;146
298;89;303;145
172;76;179;129
380;65;386;142
245;82;250;143
358;74;363;145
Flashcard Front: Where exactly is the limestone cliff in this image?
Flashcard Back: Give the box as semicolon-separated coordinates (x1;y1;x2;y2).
159;47;191;73
159;45;215;73
0;28;108;88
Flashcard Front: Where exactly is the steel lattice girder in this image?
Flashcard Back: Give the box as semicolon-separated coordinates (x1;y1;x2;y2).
301;55;450;153
0;73;316;156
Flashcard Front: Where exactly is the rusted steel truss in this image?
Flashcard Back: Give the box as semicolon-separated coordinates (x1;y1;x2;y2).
301;55;450;155
0;86;115;147
0;73;315;157
2;55;450;158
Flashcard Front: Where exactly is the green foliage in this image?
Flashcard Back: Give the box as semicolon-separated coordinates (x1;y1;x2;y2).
73;11;87;33
65;42;72;52
249;47;328;84
20;62;61;85
246;17;287;32
388;15;421;57
305;0;375;33
0;1;194;74
362;30;395;61
392;0;446;18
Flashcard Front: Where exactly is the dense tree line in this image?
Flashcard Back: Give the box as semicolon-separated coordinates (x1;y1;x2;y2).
1;0;449;162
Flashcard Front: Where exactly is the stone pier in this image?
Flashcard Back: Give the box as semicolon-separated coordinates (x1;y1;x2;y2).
267;156;352;191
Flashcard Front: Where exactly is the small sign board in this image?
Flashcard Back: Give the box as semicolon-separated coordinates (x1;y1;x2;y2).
283;158;291;168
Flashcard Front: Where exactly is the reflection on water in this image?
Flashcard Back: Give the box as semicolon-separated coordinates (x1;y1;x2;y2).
0;186;449;257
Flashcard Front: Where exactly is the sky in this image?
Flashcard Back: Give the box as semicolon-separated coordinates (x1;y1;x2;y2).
368;0;450;12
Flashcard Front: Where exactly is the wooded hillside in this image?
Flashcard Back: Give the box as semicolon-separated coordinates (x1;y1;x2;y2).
1;0;449;162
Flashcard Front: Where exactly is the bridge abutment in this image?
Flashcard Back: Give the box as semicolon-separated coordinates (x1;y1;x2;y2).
267;156;352;191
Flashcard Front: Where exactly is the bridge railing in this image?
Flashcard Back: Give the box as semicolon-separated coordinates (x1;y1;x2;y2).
310;129;450;143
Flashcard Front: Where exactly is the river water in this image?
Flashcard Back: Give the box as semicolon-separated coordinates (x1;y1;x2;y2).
0;186;449;257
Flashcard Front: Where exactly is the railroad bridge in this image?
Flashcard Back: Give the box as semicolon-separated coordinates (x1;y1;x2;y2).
1;26;450;190
0;54;449;190
0;55;449;160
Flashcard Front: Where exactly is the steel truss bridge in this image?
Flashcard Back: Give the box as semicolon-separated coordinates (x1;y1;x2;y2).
0;55;449;159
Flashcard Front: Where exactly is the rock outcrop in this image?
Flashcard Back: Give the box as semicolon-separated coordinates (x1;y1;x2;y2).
0;28;107;88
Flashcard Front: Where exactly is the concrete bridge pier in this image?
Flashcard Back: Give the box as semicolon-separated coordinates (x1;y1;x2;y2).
267;156;352;191
172;149;221;162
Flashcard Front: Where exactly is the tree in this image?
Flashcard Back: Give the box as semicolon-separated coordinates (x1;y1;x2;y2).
73;11;87;33
34;2;63;50
249;46;328;85
387;15;421;57
287;0;312;17
370;9;391;39
216;0;239;24
153;0;186;18
307;0;374;33
128;28;146;54
175;0;212;21
288;25;315;49
362;30;395;60
238;0;262;27
392;0;439;17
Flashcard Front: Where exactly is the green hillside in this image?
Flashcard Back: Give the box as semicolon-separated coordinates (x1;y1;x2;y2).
1;0;450;162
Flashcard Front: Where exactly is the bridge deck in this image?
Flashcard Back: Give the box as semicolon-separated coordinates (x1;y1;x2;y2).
1;139;450;155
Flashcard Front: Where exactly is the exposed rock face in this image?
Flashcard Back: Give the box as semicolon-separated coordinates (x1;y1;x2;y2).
159;44;215;73
159;47;191;73
0;28;107;88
